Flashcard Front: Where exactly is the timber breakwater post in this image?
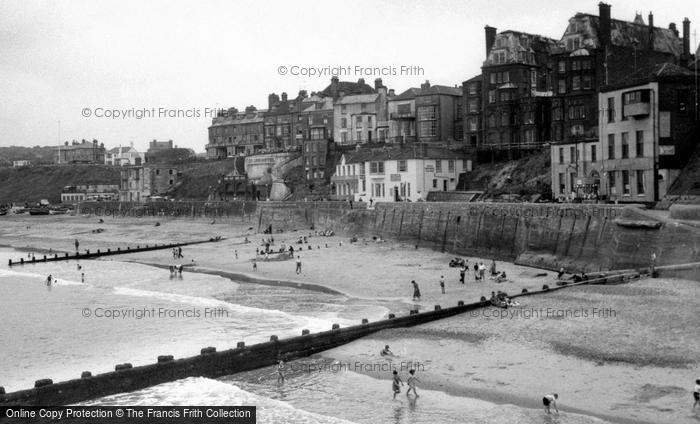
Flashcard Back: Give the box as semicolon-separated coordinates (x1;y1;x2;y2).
7;238;224;267
0;271;646;406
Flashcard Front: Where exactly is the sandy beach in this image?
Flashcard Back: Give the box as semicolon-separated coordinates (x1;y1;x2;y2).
1;214;699;424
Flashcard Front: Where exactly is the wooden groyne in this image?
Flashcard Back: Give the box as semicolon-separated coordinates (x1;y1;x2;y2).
7;238;224;267
0;271;644;406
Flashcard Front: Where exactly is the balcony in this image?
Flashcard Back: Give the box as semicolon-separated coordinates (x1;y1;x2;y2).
390;112;415;120
623;102;650;118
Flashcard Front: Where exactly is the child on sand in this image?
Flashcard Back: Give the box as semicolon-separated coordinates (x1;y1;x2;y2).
406;369;420;397
440;276;445;294
543;393;559;414
392;370;404;399
380;345;394;357
252;259;257;272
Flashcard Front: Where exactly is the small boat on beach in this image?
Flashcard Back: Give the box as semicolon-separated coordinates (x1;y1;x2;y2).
28;207;50;215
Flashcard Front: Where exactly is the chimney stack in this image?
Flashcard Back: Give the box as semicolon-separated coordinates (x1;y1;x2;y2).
358;78;365;86
281;92;288;102
598;2;612;49
388;89;395;97
421;80;431;90
484;26;497;56
669;22;678;37
297;90;307;99
374;78;383;90
682;18;691;64
268;93;280;109
330;76;339;99
648;12;654;46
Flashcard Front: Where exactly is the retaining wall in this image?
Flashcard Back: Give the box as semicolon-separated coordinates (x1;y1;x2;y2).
77;201;700;278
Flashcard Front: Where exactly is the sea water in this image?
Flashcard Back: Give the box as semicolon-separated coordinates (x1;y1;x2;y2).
0;248;611;424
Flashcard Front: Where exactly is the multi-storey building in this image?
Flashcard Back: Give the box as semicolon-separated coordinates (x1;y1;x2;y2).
388;87;418;144
298;95;334;180
414;81;463;146
550;4;687;148
119;165;181;202
551;63;698;202
480;27;557;154
333;82;388;145
54;139;106;164
263;93;297;151
597;63;698;202
462;74;482;147
206;106;265;159
330;145;470;202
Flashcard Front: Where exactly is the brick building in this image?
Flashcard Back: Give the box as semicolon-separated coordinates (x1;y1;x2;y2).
462;74;482;147
298;95;334;180
207;106;265;159
479;27;557;153
550;4;686;148
333;79;388;145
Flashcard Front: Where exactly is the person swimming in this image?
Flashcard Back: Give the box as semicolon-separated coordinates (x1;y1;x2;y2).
380;345;394;356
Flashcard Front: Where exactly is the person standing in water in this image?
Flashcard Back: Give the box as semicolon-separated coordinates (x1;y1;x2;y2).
74;239;79;252
392;370;404;399
406;369;420;397
542;393;559;414
277;357;286;384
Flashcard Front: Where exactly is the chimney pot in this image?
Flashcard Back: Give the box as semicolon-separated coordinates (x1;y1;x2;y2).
374;78;383;90
358;78;365;85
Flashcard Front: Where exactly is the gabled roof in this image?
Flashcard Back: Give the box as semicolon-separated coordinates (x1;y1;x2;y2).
392;88;421;101
463;74;482;84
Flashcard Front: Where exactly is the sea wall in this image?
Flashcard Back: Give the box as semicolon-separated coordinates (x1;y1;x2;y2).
0;272;637;406
76;201;700;277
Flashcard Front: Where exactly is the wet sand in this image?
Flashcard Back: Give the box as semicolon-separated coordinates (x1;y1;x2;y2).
1;214;699;423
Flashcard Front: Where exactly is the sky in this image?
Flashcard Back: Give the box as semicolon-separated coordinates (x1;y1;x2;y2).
0;0;698;153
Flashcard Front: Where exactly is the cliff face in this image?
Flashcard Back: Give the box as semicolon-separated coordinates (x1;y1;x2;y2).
0;165;120;204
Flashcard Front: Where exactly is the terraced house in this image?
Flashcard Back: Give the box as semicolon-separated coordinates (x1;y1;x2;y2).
206;106;265;159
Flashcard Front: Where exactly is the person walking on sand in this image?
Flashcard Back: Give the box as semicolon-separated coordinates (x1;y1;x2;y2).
479;262;486;280
81;273;85;283
295;255;302;274
411;280;421;301
74;239;79;252
440;276;445;294
474;263;479;281
252;259;257;272
650;252;657;276
235;250;238;259
490;259;497;276
459;265;466;284
406;369;420;397
392;370;404;399
693;379;700;411
542;393;559;414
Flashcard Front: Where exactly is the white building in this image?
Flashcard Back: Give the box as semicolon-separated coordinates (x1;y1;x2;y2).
331;146;471;202
105;144;145;166
12;160;30;167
